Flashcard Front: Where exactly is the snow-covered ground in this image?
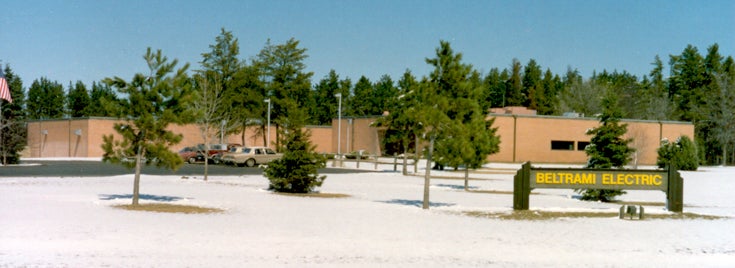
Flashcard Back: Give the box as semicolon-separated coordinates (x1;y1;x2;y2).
1;160;733;267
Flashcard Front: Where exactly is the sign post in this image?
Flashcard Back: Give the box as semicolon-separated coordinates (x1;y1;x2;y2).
513;162;683;212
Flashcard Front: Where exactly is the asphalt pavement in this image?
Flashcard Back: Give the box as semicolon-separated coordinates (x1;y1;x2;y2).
0;160;370;177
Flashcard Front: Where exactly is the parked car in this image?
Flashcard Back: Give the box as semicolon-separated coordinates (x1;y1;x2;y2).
181;143;241;164
221;146;282;167
209;143;242;164
179;146;206;164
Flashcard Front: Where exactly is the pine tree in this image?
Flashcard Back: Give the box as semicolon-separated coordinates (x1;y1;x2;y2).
101;48;193;205
255;38;313;149
264;109;326;193
1;64;27;164
87;81;118;117
350;76;373;116
657;136;699;171
578;90;635;202
311;70;342;125
505;59;524;106
373;70;421;170
67;81;91;118
27;77;65;119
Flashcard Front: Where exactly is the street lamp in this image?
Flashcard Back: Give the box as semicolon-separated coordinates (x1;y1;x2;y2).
334;93;342;158
264;98;271;148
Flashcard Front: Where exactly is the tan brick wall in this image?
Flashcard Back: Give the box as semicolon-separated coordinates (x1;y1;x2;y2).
26;116;693;165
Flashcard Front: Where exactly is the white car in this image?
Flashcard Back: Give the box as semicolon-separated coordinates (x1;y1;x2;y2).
221;146;282;167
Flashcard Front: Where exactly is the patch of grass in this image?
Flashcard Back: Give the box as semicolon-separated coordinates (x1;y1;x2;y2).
610;200;666;207
113;203;224;214
273;192;351;198
468;189;540;195
460;210;727;221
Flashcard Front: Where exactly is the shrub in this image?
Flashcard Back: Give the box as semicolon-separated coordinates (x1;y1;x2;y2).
657;136;699;171
264;127;327;193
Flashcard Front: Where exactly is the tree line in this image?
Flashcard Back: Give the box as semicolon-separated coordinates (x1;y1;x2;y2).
2;28;734;165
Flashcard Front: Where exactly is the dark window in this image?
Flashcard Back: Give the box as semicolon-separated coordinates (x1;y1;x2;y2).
577;141;590;151
551;141;575;151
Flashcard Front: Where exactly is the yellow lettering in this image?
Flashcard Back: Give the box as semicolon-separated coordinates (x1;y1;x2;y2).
652;175;662;186
615;174;624;185
583;173;596;184
641;174;651;185
536;173;545;184
602;173;612;184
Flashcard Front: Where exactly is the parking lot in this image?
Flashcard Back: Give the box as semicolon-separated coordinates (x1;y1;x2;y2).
0;160;371;177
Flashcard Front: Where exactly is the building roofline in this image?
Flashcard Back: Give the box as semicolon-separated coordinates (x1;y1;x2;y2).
488;113;693;125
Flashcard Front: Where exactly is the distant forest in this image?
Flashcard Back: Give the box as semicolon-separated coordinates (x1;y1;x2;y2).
2;29;733;165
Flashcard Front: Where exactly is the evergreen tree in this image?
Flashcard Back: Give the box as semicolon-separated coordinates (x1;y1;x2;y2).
536;69;560;115
350;76;373;116
669;45;708;122
638;55;672;120
200;28;240;92
101;48;193;205
578;90;634;202
27;77;65;119
67;80;91;118
483;68;509;108
87;81;118;117
264;104;326;193
228;63;266;146
1;64;27;164
255;38;313;149
424;41;500;199
505;59;524;106
657;136;699;171
373;70;422;173
371;75;398;116
522;59;542;108
311;70;342;125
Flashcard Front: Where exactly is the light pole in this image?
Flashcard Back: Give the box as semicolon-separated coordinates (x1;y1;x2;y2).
335;93;342;158
264;98;271;148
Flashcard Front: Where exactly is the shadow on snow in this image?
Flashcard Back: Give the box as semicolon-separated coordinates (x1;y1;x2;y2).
98;194;189;202
378;199;455;208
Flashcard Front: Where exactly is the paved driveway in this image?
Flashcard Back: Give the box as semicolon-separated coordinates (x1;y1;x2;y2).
0;160;369;177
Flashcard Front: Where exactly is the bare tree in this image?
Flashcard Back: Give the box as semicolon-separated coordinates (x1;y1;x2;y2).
192;74;227;181
558;78;605;117
626;125;648;169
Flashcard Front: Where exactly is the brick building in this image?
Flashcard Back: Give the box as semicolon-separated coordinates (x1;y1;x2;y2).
25;110;693;165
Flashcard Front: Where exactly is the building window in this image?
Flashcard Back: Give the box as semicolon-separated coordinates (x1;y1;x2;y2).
551;140;575;151
577;141;590;151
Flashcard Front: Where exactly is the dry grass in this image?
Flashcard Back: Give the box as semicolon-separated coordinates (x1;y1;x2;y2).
460;210;727;221
468;189;541;195
113;203;224;214
273;192;351;198
610;200;666;207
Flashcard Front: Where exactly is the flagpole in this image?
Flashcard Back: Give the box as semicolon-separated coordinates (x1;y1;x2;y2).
1;99;4;166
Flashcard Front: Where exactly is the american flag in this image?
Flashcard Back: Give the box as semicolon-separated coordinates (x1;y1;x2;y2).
0;66;11;103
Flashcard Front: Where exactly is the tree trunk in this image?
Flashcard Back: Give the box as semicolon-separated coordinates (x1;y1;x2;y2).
132;146;143;206
241;125;246;146
414;135;419;174
723;142;728;166
402;142;408;175
204;129;209;182
464;168;469;191
422;135;434;210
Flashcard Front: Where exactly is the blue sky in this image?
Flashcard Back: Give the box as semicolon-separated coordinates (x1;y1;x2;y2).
2;0;734;89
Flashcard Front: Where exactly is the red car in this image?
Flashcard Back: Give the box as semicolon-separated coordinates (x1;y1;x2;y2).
178;146;204;164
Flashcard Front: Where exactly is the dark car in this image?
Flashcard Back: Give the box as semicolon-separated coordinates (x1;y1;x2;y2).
178;146;206;164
